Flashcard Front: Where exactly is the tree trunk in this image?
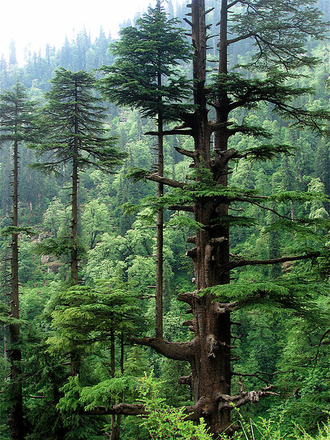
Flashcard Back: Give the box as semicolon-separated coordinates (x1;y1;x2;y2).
71;148;79;285
155;109;164;339
9;139;24;440
184;0;232;435
70;86;80;377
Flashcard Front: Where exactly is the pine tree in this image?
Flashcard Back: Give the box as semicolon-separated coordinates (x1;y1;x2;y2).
0;81;39;440
98;0;191;338
32;68;126;287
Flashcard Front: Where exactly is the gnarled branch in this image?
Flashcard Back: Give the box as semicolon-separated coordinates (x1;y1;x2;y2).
216;385;278;411
177;290;200;306
130;337;195;361
175;146;198;158
146;173;185;188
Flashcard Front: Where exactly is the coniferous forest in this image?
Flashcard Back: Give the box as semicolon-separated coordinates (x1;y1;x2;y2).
0;0;330;439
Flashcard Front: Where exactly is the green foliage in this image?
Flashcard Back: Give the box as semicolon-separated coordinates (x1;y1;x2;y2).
47;278;146;354
0;81;40;144
79;375;139;410
32;68;126;173
138;372;213;440
229;0;327;70
98;1;192;120
202;278;328;322
0;2;329;438
33;236;72;257
0;226;35;237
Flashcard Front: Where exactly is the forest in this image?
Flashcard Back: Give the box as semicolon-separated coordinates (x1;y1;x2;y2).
0;0;330;439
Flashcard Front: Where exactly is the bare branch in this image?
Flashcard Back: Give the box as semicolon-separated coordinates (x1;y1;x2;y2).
184;397;212;420
83;397;212;421
216;385;278;411
227;33;254;46
130;337;195;361
227;0;241;9
84;403;146;416
178;290;200;306
226;252;319;271
215;302;238;313
249;201;291;220
146;129;194;136
146;173;185;188
168;205;194;212
209;120;234;133
184;17;193;27
174;146;198;158
178;374;192;385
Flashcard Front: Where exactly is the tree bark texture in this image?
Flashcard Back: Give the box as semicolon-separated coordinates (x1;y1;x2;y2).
182;1;232;435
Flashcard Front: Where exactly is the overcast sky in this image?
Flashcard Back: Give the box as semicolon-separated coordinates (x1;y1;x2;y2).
0;0;183;64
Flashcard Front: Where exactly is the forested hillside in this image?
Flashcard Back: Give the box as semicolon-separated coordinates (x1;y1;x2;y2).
0;0;329;439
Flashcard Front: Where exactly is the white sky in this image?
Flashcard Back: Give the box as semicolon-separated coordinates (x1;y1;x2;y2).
0;0;184;64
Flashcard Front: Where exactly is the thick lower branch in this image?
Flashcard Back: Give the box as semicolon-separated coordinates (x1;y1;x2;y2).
177;290;200;306
175;146;198;158
146;129;194;137
184;397;212;420
84;398;210;420
146;173;185;189
169;205;194;212
130;337;195;361
84;403;145;416
216;386;278;411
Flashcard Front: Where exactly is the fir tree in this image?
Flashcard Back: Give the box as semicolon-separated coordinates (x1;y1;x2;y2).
98;0;192;338
32;68;125;287
0;81;40;440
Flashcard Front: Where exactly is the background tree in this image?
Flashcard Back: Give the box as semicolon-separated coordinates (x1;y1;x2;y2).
0;81;39;440
32;68;125;286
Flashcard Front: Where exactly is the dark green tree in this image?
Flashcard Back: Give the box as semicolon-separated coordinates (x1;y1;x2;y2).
48;279;146;440
98;0;329;437
33;68;125;287
0;81;39;440
98;0;191;338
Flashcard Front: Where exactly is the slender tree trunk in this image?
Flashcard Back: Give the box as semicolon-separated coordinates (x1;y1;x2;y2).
155;12;164;338
69;154;81;375
70;85;80;376
9;139;24;440
71;148;79;285
109;415;121;440
109;328;121;440
155;110;164;339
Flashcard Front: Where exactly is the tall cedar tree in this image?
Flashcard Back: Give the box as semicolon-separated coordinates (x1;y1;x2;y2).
98;0;191;338
0;82;39;440
98;0;329;437
33;68;125;288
